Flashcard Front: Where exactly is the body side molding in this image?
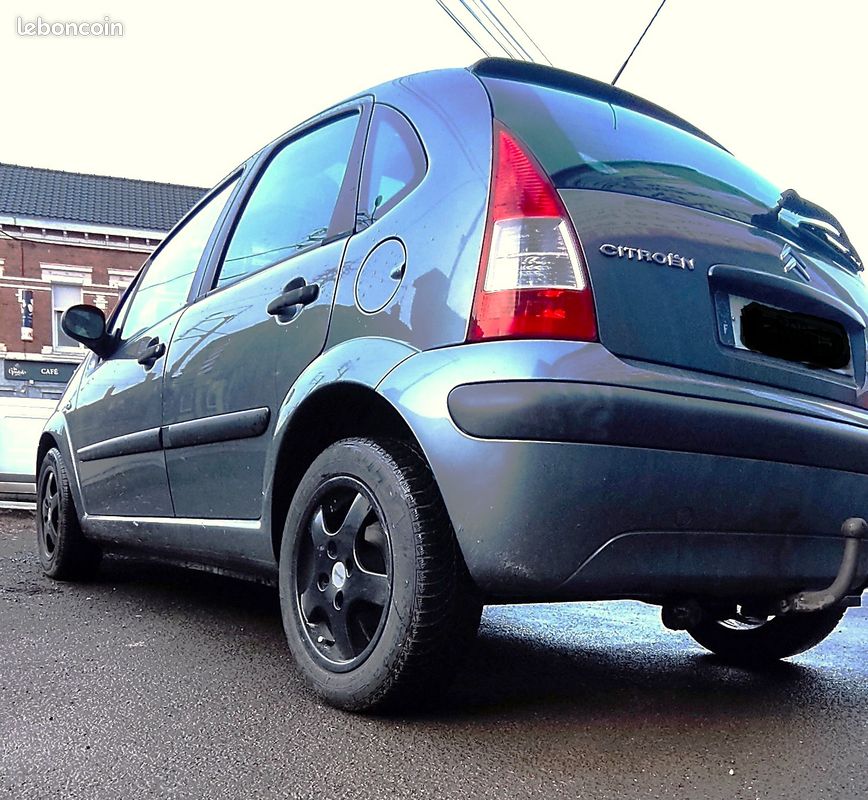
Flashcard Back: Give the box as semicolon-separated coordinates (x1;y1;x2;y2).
162;407;270;450
77;427;162;462
76;407;271;462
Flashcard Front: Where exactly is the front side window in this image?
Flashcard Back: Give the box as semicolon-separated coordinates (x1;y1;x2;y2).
121;179;237;338
52;283;83;350
215;113;359;289
359;105;426;227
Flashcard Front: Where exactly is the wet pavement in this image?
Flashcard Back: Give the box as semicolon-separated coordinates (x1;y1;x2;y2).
1;509;866;799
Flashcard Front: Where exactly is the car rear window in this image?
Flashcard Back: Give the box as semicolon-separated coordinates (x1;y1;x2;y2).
481;77;782;225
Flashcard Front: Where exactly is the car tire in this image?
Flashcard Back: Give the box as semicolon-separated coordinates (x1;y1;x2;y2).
278;437;482;712
687;605;847;664
36;447;101;580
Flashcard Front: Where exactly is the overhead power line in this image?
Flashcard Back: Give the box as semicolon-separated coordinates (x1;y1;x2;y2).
612;0;668;85
435;0;552;66
458;0;519;58
492;0;552;65
435;0;492;56
473;0;535;61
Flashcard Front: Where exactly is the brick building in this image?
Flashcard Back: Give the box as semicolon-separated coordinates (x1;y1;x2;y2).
0;163;205;399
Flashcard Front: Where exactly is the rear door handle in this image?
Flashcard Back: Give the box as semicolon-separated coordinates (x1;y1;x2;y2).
137;338;166;369
266;278;319;319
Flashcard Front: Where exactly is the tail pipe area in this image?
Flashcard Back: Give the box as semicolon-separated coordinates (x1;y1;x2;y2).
780;517;867;614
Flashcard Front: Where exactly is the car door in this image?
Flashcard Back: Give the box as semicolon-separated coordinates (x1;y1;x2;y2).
161;100;369;521
65;178;239;516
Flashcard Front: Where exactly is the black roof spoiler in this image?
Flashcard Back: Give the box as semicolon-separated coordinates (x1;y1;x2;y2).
470;58;727;152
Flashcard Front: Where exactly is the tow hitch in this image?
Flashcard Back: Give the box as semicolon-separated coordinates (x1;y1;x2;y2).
779;517;867;614
661;517;866;631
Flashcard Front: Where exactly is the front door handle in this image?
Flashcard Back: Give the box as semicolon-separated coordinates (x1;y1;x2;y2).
266;278;319;320
137;338;166;369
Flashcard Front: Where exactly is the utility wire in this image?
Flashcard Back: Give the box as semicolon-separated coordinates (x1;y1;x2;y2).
474;0;534;61
493;0;553;65
612;0;667;85
457;0;516;58
435;0;493;56
436;0;552;66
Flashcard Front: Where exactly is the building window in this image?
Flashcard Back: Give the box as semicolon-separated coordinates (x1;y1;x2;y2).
52;283;83;350
108;268;138;292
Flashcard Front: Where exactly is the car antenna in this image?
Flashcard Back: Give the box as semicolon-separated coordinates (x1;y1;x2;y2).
612;0;668;86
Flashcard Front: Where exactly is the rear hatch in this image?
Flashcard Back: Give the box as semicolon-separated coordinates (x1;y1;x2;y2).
478;69;868;408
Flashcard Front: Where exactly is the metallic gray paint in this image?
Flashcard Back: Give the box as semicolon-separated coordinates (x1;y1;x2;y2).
379;340;868;597
260;336;419;547
325;70;492;352
559;190;868;407
354;238;406;314
66;310;182;517
162;237;348;520
45;65;868;604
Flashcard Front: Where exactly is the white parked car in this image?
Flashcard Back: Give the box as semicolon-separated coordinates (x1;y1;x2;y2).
0;397;57;506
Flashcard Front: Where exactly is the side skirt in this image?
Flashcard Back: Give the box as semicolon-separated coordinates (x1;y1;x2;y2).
81;514;278;578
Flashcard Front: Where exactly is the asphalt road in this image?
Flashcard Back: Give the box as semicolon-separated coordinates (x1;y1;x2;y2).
1;509;866;799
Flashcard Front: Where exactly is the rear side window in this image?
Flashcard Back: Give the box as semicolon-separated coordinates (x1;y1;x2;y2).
216;113;359;288
482;77;781;225
358;105;426;227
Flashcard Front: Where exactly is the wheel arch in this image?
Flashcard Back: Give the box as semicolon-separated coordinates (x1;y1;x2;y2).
36;414;87;520
36;431;59;478
265;338;423;562
268;381;423;561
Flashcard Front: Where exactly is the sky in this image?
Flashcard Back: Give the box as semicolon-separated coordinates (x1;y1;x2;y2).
3;0;866;252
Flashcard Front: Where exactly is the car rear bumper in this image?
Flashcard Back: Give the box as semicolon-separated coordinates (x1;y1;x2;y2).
447;380;868;475
379;341;868;601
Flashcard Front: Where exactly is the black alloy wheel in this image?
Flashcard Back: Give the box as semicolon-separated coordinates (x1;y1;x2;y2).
37;465;61;561
295;478;392;669
279;437;482;712
36;447;101;580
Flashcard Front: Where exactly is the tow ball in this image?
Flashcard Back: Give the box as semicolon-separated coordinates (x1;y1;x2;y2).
779;517;867;614
662;517;866;630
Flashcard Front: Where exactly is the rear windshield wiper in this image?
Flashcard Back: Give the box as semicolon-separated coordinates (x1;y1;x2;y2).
752;189;863;273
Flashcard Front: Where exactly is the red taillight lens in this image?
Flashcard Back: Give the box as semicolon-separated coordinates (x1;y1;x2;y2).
468;123;597;342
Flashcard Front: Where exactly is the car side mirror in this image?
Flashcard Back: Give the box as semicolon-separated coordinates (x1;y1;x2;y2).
61;304;116;358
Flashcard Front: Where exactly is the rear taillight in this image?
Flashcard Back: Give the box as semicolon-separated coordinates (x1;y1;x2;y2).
468;123;597;342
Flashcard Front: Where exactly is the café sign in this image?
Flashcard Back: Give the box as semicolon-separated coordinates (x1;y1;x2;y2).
4;359;78;384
